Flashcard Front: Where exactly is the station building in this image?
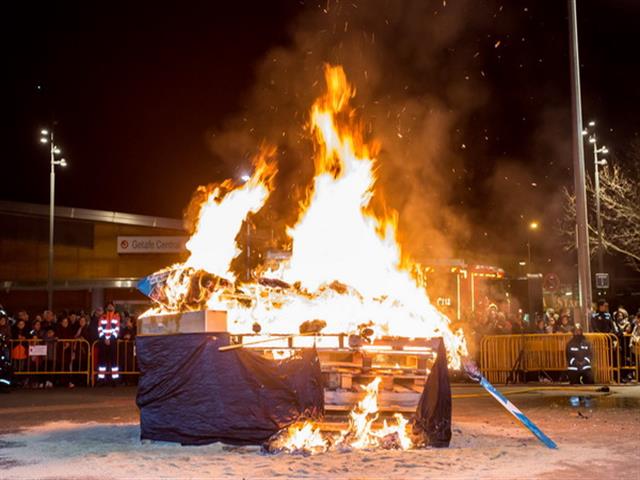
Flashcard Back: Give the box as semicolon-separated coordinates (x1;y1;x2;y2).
0;201;188;315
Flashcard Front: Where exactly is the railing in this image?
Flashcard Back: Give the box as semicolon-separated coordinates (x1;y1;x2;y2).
616;334;640;383
8;338;92;386
7;334;638;387
480;333;619;384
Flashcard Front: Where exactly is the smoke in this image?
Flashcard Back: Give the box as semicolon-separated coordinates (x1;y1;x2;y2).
206;0;518;262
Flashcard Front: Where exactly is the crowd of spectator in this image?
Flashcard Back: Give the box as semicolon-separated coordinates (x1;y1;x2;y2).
0;307;137;344
0;304;137;388
458;298;640;369
465;303;572;337
466;299;640;338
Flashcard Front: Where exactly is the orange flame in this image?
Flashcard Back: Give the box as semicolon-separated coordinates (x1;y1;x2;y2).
336;377;413;450
268;421;329;454
185;146;277;280
258;65;467;366
144;65;467;368
269;377;413;454
141;147;276;314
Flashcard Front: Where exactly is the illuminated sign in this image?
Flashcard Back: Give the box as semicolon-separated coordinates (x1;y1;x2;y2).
437;297;453;307
117;236;188;254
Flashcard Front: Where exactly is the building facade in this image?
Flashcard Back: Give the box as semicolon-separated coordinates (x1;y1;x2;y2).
0;201;188;315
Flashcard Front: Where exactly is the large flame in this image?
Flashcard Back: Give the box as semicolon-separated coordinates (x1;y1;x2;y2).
144;64;467;367
184;146;277;280
280;66;399;297
142;147;276;313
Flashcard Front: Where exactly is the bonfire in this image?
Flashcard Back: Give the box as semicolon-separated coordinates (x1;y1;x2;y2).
142;64;467;368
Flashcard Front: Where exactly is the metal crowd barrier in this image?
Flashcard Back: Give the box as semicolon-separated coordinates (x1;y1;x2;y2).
8;334;637;387
90;339;139;386
480;333;618;384
8;338;92;386
616;333;640;382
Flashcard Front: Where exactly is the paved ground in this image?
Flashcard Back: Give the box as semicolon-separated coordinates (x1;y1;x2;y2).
0;384;638;479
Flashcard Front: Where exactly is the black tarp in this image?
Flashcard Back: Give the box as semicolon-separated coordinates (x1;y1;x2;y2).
412;338;452;447
136;333;324;445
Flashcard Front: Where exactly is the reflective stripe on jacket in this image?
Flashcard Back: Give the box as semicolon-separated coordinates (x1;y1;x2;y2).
566;336;592;372
98;312;121;340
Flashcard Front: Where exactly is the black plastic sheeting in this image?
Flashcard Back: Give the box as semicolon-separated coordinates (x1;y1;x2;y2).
137;333;451;448
136;333;324;445
412;338;452;447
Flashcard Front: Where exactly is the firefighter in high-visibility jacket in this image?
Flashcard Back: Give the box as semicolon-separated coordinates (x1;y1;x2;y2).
565;324;593;384
97;302;121;382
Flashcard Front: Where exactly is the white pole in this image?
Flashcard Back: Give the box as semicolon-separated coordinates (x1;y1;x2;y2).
568;0;593;328
48;131;55;311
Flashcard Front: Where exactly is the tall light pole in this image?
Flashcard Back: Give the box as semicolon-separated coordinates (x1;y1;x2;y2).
568;0;593;325
40;129;67;311
583;121;609;277
526;221;539;274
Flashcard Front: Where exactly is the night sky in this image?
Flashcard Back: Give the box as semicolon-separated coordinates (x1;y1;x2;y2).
4;1;639;277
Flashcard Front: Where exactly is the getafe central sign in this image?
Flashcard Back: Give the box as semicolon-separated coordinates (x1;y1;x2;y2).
117;236;188;254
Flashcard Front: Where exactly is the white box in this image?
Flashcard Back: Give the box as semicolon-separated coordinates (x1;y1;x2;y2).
138;310;227;335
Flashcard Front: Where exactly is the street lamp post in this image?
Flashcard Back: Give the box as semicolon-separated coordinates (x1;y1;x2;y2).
40;129;67;311
583;121;608;276
568;0;593;327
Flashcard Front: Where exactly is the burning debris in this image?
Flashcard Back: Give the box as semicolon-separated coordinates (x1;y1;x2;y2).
334;377;413;451
264;421;329;455
140;64;468;368
263;377;414;455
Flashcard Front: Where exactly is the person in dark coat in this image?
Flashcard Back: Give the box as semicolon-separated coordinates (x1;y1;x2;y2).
41;310;55;331
0;315;11;340
119;316;137;384
56;317;73;340
12;319;31;342
30;320;46;340
590;299;614;333
0;315;11;388
56;317;75;388
11;319;31;380
557;314;573;333
73;316;91;375
43;329;57;388
565;324;594;384
89;308;103;342
0;329;11;392
120;317;136;340
74;316;91;342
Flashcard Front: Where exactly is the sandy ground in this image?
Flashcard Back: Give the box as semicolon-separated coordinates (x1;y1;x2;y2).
0;385;638;480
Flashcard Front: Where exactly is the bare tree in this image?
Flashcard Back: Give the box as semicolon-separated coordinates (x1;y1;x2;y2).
560;147;640;272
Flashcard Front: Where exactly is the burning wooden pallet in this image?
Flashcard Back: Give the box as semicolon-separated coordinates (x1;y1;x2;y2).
138;310;441;398
229;333;439;396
